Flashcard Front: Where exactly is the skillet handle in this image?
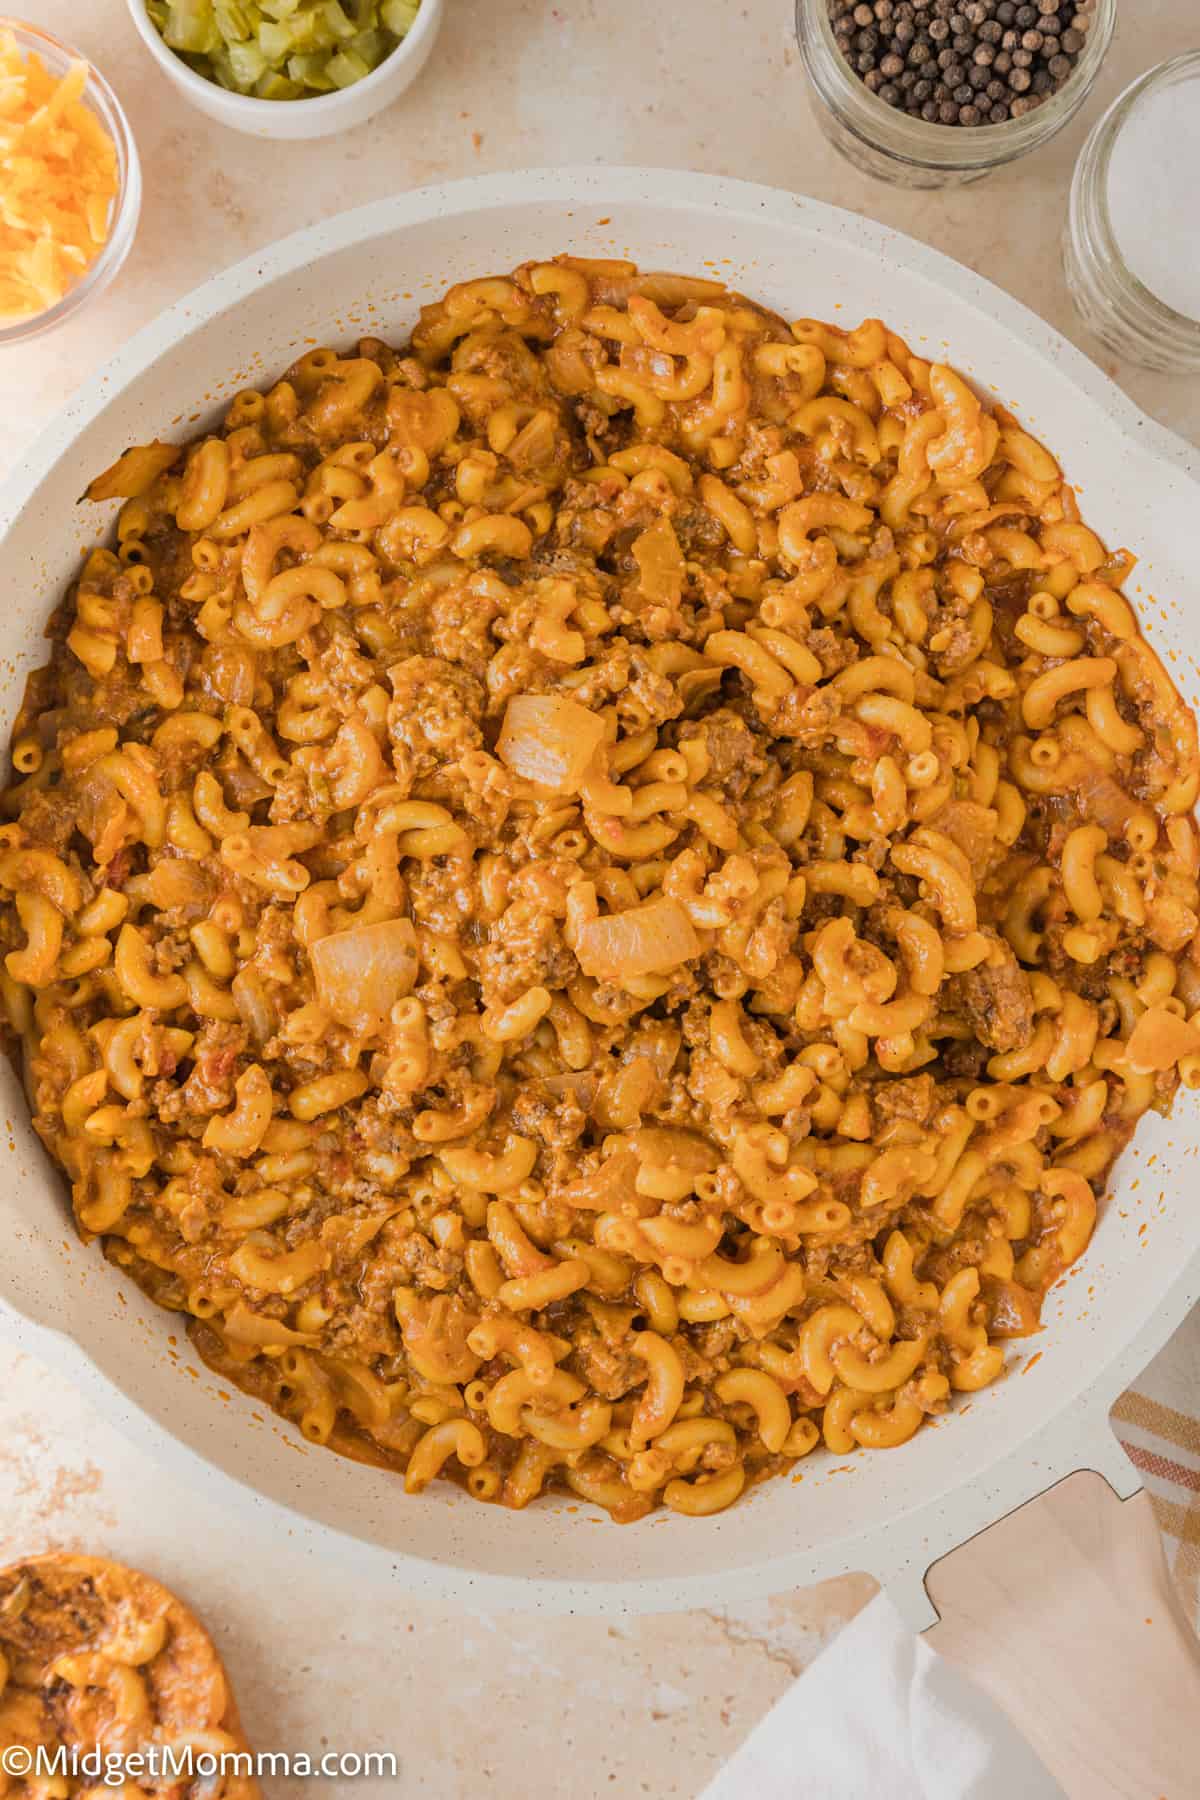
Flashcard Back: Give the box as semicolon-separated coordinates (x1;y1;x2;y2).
921;1467;1200;1799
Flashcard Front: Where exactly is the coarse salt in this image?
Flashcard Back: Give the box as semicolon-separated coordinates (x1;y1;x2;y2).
1105;74;1200;323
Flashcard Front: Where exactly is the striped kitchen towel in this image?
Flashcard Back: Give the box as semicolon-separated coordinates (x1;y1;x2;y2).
1112;1302;1200;1628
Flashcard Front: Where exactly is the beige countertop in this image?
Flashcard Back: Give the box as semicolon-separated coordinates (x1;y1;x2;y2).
2;3;1198;1796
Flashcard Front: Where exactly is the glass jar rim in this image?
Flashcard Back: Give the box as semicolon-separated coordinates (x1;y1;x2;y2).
0;18;142;346
794;0;1115;175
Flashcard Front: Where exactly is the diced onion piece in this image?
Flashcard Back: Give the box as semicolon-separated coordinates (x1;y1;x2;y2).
539;1071;597;1106
981;1277;1041;1339
561;1149;639;1211
1121;1004;1200;1074
398;1293;482;1384
222;1300;319;1348
575;897;700;983
632;517;685;607
85;443;181;502
310;917;417;1037
496;694;606;794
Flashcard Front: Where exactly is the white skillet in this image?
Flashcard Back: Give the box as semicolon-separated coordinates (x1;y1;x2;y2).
0;169;1197;1794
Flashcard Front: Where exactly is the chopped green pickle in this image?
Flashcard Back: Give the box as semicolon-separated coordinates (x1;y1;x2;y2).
144;0;422;97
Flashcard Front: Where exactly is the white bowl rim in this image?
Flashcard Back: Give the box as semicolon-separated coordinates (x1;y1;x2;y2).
1;165;1198;1618
123;0;442;117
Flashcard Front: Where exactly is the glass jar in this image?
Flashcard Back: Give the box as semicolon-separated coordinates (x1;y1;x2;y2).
1063;54;1200;374
794;0;1114;188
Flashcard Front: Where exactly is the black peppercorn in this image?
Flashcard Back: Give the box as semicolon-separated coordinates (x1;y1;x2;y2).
824;0;1095;128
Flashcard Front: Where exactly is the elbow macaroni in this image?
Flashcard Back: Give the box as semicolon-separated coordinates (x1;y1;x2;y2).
2;257;1198;1524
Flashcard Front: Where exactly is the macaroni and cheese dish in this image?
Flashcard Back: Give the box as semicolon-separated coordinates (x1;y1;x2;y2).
4;258;1200;1522
0;1552;260;1794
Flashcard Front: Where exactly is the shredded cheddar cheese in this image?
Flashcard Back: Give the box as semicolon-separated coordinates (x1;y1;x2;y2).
0;30;119;322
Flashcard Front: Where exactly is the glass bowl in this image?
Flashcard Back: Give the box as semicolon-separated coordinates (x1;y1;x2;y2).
0;20;142;346
794;0;1115;188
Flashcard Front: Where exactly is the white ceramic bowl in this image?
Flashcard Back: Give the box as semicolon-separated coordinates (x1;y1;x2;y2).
123;0;443;139
1;169;1198;1621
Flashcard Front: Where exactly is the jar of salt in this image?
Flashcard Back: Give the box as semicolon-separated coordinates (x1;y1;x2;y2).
1064;53;1200;373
